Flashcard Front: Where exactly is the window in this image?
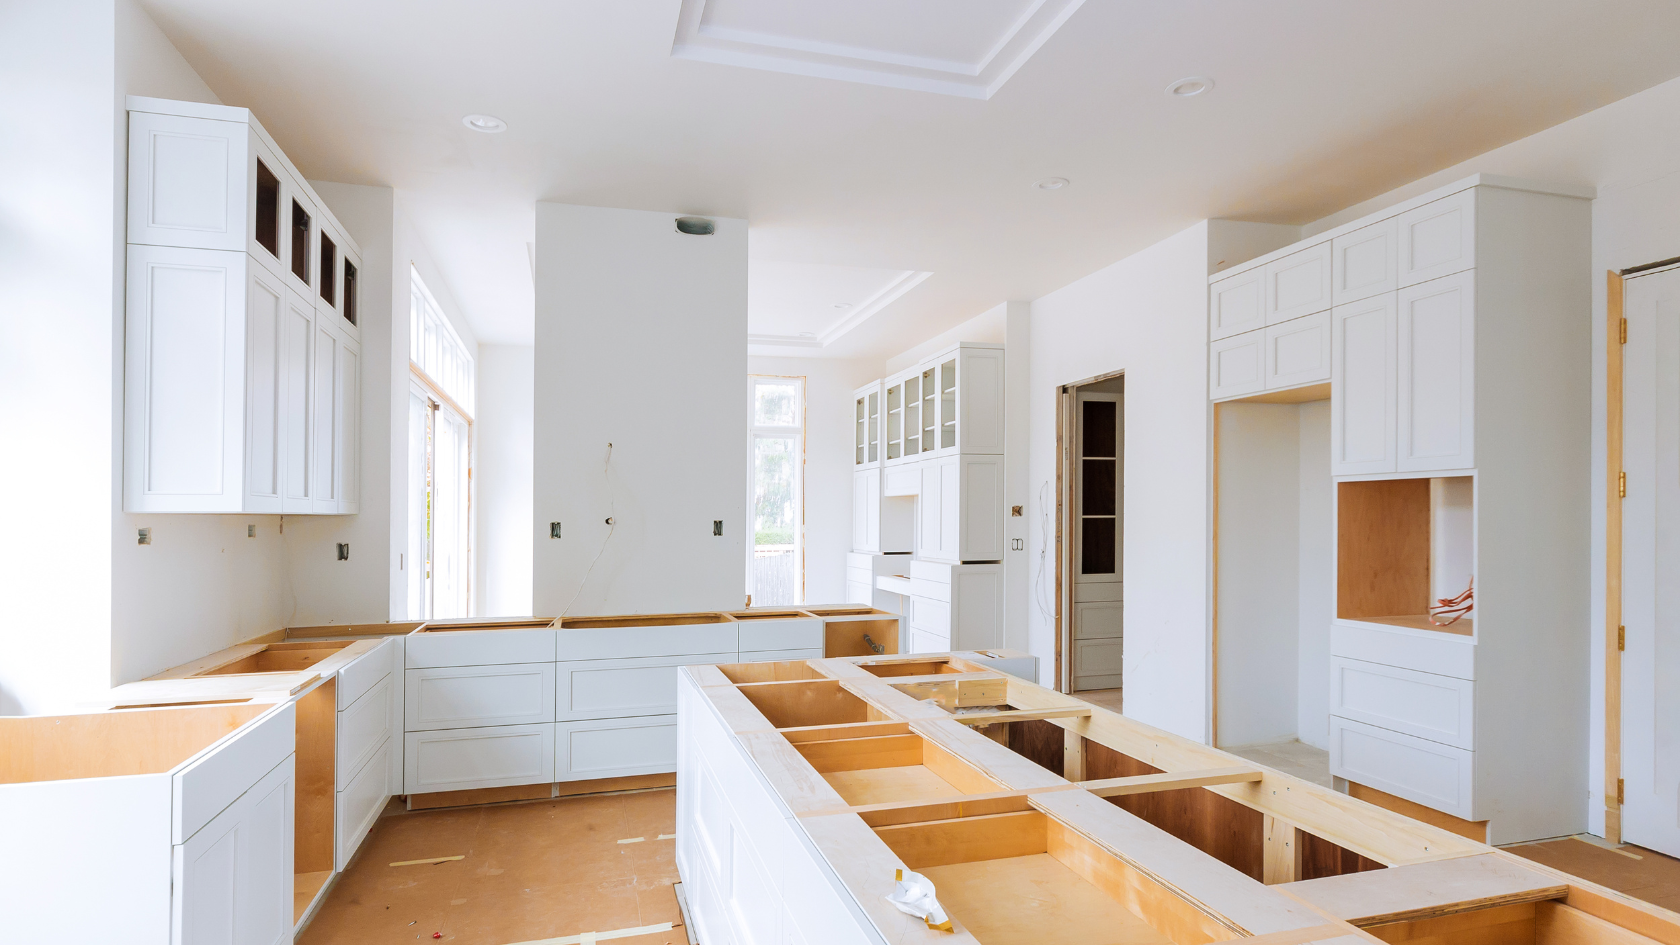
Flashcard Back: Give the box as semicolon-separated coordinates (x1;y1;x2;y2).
408;268;474;619
748;376;804;606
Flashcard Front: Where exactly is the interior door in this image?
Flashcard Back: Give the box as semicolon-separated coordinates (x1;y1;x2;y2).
1622;265;1680;857
1072;387;1123;692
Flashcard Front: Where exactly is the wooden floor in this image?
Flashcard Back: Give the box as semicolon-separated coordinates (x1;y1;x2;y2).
1225;738;1334;788
298;789;683;945
1077;688;1123;713
1504;836;1680;914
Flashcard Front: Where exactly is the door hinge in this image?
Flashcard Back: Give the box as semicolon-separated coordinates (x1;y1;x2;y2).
1618;625;1626;652
1619;471;1627;498
1621;318;1628;345
1617;779;1625;805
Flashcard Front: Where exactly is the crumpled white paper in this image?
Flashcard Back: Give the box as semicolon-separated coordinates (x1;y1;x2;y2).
886;868;953;932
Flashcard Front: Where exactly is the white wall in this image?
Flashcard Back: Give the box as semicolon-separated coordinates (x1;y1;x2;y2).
1296;400;1333;750
476;344;535;616
533;204;747;615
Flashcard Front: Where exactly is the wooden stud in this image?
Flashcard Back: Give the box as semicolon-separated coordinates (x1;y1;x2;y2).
1263;815;1301;885
872;810;1049;869
1605;269;1625;845
1064;728;1086;781
951;706;1092;726
1079;766;1263;798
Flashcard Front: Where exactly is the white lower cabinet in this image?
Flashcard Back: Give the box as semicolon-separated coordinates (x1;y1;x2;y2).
909;560;1001;651
405;662;557;731
740;647;825;662
556;715;678;781
336;674;392;789
1330;656;1474;749
1329;715;1474;820
556;653;734;721
175;755;295;945
405;723;556;794
907;627;951;654
336;741;390;871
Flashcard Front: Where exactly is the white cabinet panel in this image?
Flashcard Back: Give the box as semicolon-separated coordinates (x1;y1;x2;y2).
1329;715;1474;820
845;580;872;605
1210;268;1266;340
336;638;394;710
174;755;293;945
1398;189;1476;287
738;617;822;652
916;459;946;559
1331;621;1475;680
882;463;920;497
1331;293;1398;475
958;455;1003;561
1210;328;1265;400
128;111;244;252
907;627;951;654
949;344;1005;455
405;723;555;793
1397;271;1475;472
556;653;735;721
1264;311;1331;390
405;663;557;731
1333;218;1398;306
173;702;294;845
950;566;1003;651
852;468;880;552
405;627;556;667
738;647;825;663
280;288;314;513
337;674;393;790
244;260;285;511
1330;657;1474;749
909;596;950;634
312;318;341;512
557;716;678;781
1266;242;1333;324
335;740;390;872
556;622;736;661
336;338;360;513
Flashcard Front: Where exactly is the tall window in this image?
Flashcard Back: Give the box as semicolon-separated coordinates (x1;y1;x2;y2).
748;376;804;606
408;269;474;619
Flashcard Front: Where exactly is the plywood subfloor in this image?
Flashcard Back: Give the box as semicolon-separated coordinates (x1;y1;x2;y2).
297;789;683;945
1503;836;1680;913
294;870;333;924
1226;739;1334;789
1077;689;1124;714
922;853;1171;945
822;765;963;806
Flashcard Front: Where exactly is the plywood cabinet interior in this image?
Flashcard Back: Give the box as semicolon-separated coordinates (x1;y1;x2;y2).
125;96;360;514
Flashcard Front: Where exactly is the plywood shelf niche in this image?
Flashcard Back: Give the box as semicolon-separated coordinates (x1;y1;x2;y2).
1337;476;1474;636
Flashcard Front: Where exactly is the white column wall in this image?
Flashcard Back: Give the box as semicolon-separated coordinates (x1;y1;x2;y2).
476;344;535;616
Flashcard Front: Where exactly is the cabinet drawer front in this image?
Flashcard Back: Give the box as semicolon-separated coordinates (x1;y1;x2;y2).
337;675;394;789
882;464;920;496
1210;329;1265;400
405;628;556;668
1210;268;1266;340
335;739;390;871
337;638;395;710
844;552;877;571
909;596;950;634
1333;218;1398;306
737;618;822;652
910;559;953;583
1397;189;1476;287
1329;716;1474;820
907;627;951;655
557;624;737;661
910;577;952;603
1266;242;1333;324
405;723;554;793
1330;657;1473;748
557;653;735;721
174;701;295;844
1397;270;1475;473
557;716;678;781
1331;621;1474;680
1330;294;1398;475
1264;311;1331;389
405;663;556;731
845;580;873;605
738;648;824;663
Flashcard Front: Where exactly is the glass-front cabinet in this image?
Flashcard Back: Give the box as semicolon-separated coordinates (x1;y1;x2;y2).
911;342;1005;457
853;381;882;467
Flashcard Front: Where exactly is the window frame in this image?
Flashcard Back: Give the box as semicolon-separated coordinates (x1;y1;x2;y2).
746;375;806;606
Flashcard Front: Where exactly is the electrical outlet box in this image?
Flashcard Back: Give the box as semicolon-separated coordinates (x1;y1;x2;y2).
713;520;723;536
336;543;349;561
550;522;562;539
137;527;151;545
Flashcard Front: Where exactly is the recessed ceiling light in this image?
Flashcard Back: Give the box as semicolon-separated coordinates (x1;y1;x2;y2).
1033;177;1069;191
462;114;507;133
1166;76;1213;97
833;302;853;310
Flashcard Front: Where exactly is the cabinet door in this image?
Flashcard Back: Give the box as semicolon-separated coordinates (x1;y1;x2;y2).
1333;218;1398;306
1397;271;1475;472
405;723;554;794
556;653;735;722
174;756;293;945
1263;311;1331;390
1331;294;1398;475
337;674;393;790
1265;242;1333;324
1209;328;1265;400
280;288;314;512
1209;268;1265;340
123;245;247;514
336;739;390;871
954;346;1005;454
950;568;1003;651
1329;715;1475;820
312;315;341;513
958;455;1003;562
556;715;679;781
405;663;557;731
852;469;879;552
244;261;285;512
128;111;247;252
336;334;360;513
1397;190;1476;287
916;461;945;559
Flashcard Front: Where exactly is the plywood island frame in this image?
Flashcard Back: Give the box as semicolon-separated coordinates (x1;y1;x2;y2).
677;651;1680;945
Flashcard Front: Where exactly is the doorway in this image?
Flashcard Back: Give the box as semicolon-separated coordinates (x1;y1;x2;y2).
1619;263;1680;858
1057;373;1124;695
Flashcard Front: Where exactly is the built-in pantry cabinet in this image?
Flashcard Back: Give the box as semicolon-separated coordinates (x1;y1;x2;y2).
124;96;360;514
1207;175;1593;843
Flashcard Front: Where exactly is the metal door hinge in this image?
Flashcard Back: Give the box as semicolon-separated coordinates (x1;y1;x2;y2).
1621;318;1628;344
1617;779;1625;805
1619;625;1626;651
1619;471;1627;498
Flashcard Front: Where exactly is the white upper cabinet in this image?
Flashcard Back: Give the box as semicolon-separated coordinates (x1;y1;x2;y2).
883;368;916;465
1265;241;1333;324
124;97;362;514
923;343;1004;455
1209;329;1265;400
1333;218;1398;306
1331;293;1398;475
853;381;881;467
1397;190;1476;287
1397;271;1475;472
1209;268;1265;340
1264;310;1331;389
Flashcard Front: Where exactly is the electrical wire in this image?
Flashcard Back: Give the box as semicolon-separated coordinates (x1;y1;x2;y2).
1033;480;1053;620
562;442;616;617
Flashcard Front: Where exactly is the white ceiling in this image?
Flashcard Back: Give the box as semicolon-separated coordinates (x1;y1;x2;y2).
141;1;1680;359
747;262;930;351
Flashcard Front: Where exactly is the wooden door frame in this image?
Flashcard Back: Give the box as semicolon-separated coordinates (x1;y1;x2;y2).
1054;369;1124;693
1606;269;1624;843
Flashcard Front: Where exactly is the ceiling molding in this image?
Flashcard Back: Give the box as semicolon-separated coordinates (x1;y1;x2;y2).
670;0;1086;100
749;269;933;351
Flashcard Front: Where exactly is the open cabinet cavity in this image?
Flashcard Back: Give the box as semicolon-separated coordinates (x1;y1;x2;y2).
293;679;337;924
1337;476;1474;635
191;640;354;675
0;704;266;782
736;679;884;728
785;722;1007;806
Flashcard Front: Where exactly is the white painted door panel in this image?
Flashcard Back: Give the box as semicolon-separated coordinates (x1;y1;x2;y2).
909;596;950;634
916;459;945;559
127;111;245;252
1329;715;1475;820
405;628;556;667
1264;311;1331;390
1330;657;1474;749
336;638;394;710
556;623;737;661
1397;189;1476;287
556;716;679;781
173;702;294;845
404;663;556;731
244;260;285;512
1266;242;1333;324
1333;218;1398;306
1621;267;1680;857
556;653;735;721
738;617;823;651
337;674;393;790
950;567;1003;651
958;455;1003;561
1331;294;1398;475
280;288;314;513
335;740;391;871
405;723;555;793
739;647;826;663
1331;622;1475;680
907;627;951;654
174;755;293;945
1210;328;1265;400
1210;268;1265;340
1397;271;1475;472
